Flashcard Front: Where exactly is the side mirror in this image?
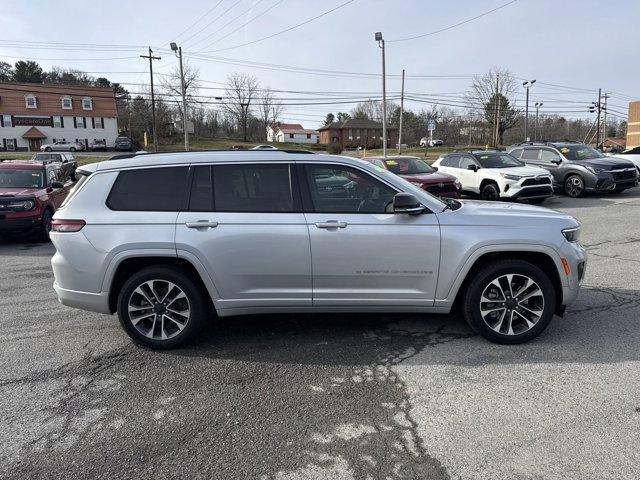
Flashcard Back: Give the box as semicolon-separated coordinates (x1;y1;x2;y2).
393;192;424;215
551;158;562;165
467;164;478;172
51;181;64;189
432;166;438;171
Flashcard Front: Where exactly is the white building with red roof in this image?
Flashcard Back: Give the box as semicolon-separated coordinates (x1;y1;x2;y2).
267;122;319;144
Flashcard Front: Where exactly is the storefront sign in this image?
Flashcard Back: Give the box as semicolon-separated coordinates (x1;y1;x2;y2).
13;116;53;127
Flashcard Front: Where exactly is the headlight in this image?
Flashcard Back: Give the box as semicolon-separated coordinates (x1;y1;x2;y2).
562;226;581;242
500;173;522;181
585;166;604;174
7;199;35;211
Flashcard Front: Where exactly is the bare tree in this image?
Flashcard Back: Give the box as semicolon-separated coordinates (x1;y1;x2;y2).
258;87;284;141
223;73;260;141
160;61;201;132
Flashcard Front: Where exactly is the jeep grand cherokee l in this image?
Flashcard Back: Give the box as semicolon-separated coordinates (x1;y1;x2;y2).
508;142;638;197
50;151;586;349
0;160;74;240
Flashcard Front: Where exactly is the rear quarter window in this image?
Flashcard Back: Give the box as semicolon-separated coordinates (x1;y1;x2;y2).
106;166;189;211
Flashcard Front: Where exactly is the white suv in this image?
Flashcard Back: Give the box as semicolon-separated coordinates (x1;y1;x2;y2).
50;151;586;349
432;150;554;203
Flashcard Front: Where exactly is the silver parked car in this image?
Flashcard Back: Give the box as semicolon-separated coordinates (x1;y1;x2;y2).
50;151;586;349
41;140;85;152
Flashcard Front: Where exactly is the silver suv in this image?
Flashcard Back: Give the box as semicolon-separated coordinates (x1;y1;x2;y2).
50;151;587;349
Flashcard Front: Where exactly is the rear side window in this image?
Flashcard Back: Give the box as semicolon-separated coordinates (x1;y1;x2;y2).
441;155;460;168
107;166;189;211
213;164;296;212
510;148;523;159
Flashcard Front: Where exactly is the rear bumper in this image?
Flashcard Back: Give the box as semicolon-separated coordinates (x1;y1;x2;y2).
53;282;111;314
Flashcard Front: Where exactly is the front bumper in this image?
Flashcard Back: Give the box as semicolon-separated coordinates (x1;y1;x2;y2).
587;174;638;192
503;185;554;200
558;240;587;309
53;282;111;314
0;214;41;234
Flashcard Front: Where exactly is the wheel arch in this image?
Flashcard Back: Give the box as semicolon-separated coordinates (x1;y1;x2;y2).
449;249;564;315
479;178;500;192
106;255;218;315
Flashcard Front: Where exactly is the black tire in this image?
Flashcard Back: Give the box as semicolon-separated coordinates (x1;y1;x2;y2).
37;209;53;242
529;198;546;204
480;182;501;201
462;259;556;344
45;147;52;152
117;265;209;349
564;174;585;198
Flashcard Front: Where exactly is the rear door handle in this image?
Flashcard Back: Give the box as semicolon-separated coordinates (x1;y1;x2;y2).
315;221;347;229
185;221;218;229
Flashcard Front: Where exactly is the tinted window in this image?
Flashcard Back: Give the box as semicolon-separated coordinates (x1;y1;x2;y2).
459;156;477;169
521;148;539;160
539;149;561;163
189;165;213;211
473;153;523;168
107;167;188;211
557;144;605;160
213;164;295;212
441;155;460;168
509;148;523;159
305;164;396;213
383;157;434;174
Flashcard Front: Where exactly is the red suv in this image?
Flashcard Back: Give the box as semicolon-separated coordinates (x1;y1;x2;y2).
365;155;461;198
0;160;74;241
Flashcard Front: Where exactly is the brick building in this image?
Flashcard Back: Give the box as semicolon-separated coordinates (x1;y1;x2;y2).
0;82;118;152
627;101;640;149
318;118;398;149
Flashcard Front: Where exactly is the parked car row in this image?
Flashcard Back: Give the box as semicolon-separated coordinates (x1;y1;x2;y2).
38;136;135;153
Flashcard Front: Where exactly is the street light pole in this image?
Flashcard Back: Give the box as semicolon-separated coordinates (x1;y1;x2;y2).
398;69;405;154
534;102;543;141
522;79;536;141
375;32;387;157
170;42;189;151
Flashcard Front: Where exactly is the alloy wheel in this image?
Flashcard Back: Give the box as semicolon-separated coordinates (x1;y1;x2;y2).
479;273;544;336
127;279;191;340
482;184;500;201
565;176;583;197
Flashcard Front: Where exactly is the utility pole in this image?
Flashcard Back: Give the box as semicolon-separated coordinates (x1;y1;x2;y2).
170;42;189;151
602;92;609;145
140;47;161;152
534;102;543;141
375;32;387;156
398;69;405;154
493;73;500;147
596;88;602;148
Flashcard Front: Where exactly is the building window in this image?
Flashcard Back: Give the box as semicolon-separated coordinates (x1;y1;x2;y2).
61;96;72;109
289;133;294;139
75;117;85;128
3;115;11;127
25;94;37;109
92;117;104;129
306;133;311;139
82;97;93;110
53;116;62;128
348;129;353;140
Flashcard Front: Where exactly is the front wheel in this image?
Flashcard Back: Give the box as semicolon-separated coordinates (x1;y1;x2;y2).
462;259;556;344
117;266;208;349
564;174;585;198
480;182;500;201
37;209;53;242
45;147;52;152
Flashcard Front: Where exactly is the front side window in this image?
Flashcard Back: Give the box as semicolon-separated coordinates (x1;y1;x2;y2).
539;149;561;163
474;153;524;168
0;169;43;188
383;157;434;175
61;96;72;109
557;144;605;160
304;164;396;213
213;164;296;212
459;156;478;170
509;148;523;159
25;94;37;108
107;167;189;211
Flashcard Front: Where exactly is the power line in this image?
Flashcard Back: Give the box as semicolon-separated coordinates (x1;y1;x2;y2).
199;0;357;53
181;0;246;46
387;0;519;42
170;0;225;43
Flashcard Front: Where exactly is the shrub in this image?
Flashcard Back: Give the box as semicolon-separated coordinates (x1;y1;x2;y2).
326;142;342;154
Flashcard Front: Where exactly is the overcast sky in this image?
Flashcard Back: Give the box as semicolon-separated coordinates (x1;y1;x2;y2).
1;0;637;126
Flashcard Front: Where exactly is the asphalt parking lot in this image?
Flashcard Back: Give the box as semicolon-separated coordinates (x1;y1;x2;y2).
1;191;639;480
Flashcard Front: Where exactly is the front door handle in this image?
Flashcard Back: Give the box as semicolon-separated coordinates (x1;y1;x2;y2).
185;221;218;229
315;221;347;229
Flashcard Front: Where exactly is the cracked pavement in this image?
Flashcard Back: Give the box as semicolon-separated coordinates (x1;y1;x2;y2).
1;190;639;479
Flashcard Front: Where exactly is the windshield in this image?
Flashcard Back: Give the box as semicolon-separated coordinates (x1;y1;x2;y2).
474;153;524;168
557;145;606;160
383;157;434;174
0;169;44;188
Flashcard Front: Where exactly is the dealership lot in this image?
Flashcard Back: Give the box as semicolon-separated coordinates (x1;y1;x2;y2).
1;191;639;480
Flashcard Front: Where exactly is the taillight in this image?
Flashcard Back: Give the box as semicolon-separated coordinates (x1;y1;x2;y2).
51;219;85;232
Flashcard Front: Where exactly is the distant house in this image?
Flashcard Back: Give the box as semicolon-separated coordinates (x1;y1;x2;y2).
318;118;398;149
267;122;319;144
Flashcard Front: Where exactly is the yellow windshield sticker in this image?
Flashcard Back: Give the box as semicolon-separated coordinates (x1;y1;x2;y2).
480;155;488;159
560;147;570;153
372;165;385;173
385;160;398;165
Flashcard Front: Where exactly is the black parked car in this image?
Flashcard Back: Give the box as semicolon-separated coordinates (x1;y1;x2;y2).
508;141;638;197
114;136;134;151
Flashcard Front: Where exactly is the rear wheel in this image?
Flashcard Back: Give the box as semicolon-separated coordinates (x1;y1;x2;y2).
564;174;585;198
117;266;208;349
462;259;556;344
480;182;500;201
